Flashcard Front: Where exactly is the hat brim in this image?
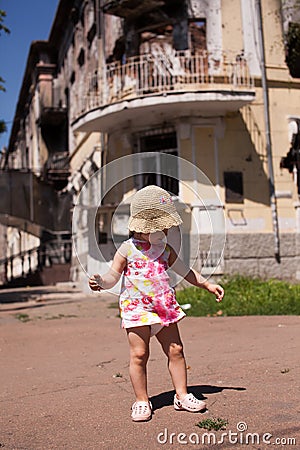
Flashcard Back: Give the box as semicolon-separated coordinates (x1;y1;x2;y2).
128;212;182;233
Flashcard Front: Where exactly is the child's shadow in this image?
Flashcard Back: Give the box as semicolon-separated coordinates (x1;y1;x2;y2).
150;385;246;411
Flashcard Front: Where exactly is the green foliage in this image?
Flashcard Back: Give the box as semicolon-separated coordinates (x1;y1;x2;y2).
0;120;6;133
286;22;300;78
0;10;10;35
196;417;228;431
0;76;5;92
15;313;31;323
177;275;300;316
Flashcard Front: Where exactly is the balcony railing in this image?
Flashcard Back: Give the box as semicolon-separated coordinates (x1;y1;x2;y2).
45;151;70;183
73;50;254;121
0;239;72;284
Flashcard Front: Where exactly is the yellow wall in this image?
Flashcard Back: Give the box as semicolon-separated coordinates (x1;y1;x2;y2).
220;113;273;231
262;0;287;72
194;127;215;184
221;0;243;55
219;0;300;233
178;127;216;206
70;132;101;171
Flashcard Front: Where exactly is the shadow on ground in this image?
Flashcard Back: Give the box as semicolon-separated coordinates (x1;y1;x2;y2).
150;385;246;411
0;286;79;304
1;300;81;313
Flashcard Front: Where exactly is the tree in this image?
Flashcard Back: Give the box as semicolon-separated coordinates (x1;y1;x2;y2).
0;9;10;134
0;10;9;34
285;22;300;78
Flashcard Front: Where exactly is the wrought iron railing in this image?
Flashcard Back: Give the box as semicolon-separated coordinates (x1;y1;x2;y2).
73;50;254;121
0;239;72;284
46;152;69;171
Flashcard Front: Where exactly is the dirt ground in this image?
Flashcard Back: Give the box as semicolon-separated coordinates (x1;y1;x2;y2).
0;285;299;450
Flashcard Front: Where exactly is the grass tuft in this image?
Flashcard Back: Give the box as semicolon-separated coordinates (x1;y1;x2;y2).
14;313;31;323
196;417;228;431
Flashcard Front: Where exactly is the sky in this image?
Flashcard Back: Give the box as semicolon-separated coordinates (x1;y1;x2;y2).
0;0;60;150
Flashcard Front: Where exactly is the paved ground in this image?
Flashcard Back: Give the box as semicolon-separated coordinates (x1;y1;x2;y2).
0;285;299;450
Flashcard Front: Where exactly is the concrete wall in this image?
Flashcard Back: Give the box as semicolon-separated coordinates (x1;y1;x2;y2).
224;233;300;280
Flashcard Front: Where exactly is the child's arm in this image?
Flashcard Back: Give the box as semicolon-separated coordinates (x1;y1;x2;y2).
89;246;127;291
168;246;224;302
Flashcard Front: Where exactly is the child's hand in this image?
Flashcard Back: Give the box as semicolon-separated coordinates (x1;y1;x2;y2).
206;283;224;303
89;274;103;291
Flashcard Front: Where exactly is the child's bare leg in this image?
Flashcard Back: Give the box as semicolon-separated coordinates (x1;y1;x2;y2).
156;323;188;399
126;326;151;402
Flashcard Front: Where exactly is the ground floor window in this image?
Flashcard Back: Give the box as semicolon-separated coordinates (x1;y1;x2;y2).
136;128;179;195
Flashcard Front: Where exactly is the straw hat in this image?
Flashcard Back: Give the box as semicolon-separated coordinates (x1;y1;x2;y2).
128;185;182;233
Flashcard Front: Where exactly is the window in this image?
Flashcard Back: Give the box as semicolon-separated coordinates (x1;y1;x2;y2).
224;172;244;203
97;212;108;244
136;129;179;195
77;48;85;67
189;19;206;53
87;24;96;47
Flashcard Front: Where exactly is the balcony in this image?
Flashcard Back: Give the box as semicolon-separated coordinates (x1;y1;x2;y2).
40;106;67;127
0;170;71;237
39;83;68;127
72;50;255;133
44;151;70;190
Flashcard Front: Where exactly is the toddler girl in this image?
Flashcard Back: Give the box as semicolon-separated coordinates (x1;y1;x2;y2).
89;185;224;422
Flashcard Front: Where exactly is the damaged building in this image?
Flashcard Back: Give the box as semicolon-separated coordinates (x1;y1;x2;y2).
1;0;300;286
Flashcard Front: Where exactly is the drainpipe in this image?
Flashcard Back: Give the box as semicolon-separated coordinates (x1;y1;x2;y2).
97;0;107;104
255;0;280;262
97;0;107;203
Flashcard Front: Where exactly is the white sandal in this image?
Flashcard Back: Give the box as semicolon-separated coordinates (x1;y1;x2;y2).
174;393;206;412
131;401;152;422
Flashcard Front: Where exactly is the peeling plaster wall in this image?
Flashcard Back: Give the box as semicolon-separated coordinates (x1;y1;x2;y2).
240;1;261;77
189;0;222;58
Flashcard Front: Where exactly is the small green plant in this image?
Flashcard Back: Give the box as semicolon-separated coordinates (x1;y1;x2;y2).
196;417;228;431
15;313;31;323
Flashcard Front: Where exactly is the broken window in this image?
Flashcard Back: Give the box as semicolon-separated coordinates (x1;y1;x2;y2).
105;0;189;60
87;23;96;47
224;172;244;203
77;48;85;67
189;19;206;53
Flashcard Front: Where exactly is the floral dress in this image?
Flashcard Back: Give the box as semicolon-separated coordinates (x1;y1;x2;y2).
119;237;186;329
